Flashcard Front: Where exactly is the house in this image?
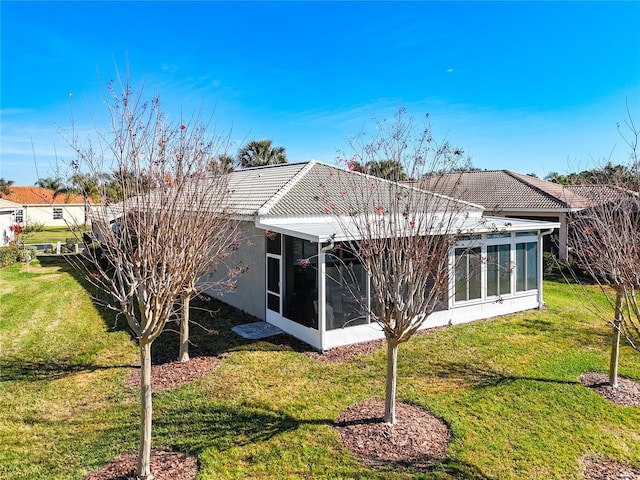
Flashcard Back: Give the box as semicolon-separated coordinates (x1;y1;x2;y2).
419;170;598;261
2;186;89;228
0;198;21;246
199;161;559;351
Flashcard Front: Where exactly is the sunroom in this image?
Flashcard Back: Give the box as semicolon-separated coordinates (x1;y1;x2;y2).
255;215;558;351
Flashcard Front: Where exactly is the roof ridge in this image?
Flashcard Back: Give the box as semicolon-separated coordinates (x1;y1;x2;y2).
257;161;316;215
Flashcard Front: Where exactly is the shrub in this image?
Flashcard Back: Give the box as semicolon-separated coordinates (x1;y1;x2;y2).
22;221;45;233
543;251;559;274
61;238;76;253
0;246;19;268
16;246;38;262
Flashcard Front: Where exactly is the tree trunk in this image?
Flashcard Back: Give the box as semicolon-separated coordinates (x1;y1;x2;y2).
383;338;398;425
138;340;154;479
609;288;624;388
179;292;191;362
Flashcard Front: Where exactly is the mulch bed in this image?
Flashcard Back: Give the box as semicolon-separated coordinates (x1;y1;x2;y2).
82;450;198;480
579;372;640;407
334;399;451;470
126;355;220;392
582;456;640;480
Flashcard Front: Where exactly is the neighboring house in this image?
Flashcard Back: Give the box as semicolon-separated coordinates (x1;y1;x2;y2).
2;186;89;227
0;198;21;246
195;161;558;351
420;170;598;260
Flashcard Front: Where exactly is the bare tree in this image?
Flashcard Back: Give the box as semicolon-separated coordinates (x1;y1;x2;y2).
67;71;241;478
566;108;640;387
324;110;471;424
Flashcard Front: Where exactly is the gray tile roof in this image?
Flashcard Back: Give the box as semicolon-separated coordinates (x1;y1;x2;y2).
224;163;309;216
225;161;482;218
421;170;591;212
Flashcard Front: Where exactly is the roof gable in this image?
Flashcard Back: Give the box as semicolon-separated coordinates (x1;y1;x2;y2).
224;161;482;218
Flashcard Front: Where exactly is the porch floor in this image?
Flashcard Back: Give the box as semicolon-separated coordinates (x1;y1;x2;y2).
231;321;284;340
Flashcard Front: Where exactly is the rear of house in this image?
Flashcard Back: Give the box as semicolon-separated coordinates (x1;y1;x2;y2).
201;161;559;351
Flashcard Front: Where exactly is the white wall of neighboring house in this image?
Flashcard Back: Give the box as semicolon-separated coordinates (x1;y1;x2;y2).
0;199;20;247
21;204;86;228
0;211;16;246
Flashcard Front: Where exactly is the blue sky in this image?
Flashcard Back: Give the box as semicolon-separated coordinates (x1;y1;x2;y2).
1;1;639;185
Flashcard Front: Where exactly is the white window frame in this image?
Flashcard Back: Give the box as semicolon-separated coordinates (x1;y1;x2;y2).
452;231;539;306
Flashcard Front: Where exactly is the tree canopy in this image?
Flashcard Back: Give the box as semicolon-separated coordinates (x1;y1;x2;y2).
0;178;14;197
237;139;287;168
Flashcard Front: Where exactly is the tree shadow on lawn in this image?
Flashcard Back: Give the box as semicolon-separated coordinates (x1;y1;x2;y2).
152;399;329;454
508;314;613;358
0;358;133;383
36;255;127;333
153;399;496;479
428;360;580;389
35;256;305;363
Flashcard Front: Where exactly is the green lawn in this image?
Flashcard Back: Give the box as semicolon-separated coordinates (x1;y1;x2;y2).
21;226;87;245
1;258;639;479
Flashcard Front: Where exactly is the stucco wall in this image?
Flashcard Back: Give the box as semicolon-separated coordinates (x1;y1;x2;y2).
24;205;87;227
0;212;15;246
201;221;266;321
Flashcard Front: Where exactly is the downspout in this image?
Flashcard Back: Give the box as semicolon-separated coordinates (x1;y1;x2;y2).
318;235;335;352
537;229;555;307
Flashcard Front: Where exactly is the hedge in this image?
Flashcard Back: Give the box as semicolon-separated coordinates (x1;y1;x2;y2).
0;246;19;268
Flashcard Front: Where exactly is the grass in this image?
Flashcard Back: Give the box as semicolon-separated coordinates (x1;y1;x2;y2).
21;226;86;245
1;257;639;479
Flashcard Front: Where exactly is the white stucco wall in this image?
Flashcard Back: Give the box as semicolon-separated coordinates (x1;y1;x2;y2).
23;204;87;227
0;212;15;246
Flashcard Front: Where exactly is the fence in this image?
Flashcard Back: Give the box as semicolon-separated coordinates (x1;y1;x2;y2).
27;242;87;255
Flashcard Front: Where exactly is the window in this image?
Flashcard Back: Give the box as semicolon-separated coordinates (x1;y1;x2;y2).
455;247;481;302
487;244;511;297
53;208;63;220
14;209;23;223
516;242;537;292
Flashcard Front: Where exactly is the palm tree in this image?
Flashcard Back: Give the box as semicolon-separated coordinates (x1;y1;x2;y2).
36;176;64;191
237;139;287;168
0;178;14;197
365;159;408;181
71;173;109;225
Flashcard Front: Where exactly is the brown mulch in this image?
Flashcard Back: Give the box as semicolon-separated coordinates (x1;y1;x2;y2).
579;373;640;407
334;399;451;470
582;457;640;480
82;450;198;480
126;355;220;392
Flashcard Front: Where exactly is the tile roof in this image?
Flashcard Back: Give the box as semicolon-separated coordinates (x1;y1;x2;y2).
563;184;638;206
421;170;591;212
224;163;309;216
3;186;86;206
224;161;482;218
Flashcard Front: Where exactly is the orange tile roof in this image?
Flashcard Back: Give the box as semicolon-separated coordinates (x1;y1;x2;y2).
3;186;86;205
